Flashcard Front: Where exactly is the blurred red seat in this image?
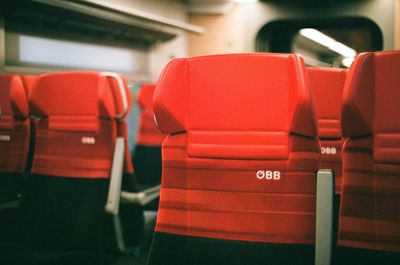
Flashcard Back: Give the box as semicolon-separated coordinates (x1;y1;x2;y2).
336;51;400;265
132;84;165;187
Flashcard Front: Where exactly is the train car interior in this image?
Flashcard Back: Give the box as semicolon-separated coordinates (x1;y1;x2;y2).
0;0;399;265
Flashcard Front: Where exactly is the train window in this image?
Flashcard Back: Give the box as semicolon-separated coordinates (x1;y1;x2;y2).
293;28;358;67
256;17;383;68
5;32;148;75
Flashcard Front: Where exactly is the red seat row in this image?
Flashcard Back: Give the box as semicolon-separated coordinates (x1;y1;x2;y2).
146;51;400;265
0;72;139;264
1;50;399;265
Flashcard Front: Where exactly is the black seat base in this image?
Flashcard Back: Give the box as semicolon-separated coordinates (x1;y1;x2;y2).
0;243;99;265
147;232;315;265
334;246;400;265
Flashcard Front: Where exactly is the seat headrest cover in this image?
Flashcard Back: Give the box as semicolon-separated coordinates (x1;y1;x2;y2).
373;51;400;134
290;55;318;137
29;72;131;132
137;84;156;110
154;53;317;138
342;51;400;137
30;72;131;119
308;67;347;139
0;74;29;119
342;52;374;137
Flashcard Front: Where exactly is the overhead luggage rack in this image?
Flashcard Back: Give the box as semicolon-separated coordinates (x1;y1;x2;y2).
0;0;203;45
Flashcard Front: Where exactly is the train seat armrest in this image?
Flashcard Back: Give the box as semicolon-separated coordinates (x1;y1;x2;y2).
315;169;335;265
120;185;161;206
105;137;125;215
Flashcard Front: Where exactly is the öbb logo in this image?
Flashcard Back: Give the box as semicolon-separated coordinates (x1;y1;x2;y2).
321;147;337;155
0;135;11;142
81;137;96;144
256;170;281;180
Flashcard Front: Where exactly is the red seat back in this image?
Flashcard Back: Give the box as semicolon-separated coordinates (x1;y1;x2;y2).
132;84;165;187
29;72;132;178
148;54;320;265
0;75;30;173
308;67;347;194
16;72;132;257
339;51;400;254
136;84;165;146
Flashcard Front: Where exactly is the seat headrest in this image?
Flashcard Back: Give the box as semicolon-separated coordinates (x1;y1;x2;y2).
308;67;347;139
30;72;131;118
137;84;156;110
342;51;400;137
0;74;29;119
154;53;317;137
29;72;131;131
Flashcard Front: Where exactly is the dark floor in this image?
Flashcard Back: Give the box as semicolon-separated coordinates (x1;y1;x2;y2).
0;208;156;265
111;210;157;265
111;250;149;265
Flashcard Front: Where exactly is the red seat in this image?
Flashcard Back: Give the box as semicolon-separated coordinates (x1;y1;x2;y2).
132;84;165;187
136;84;165;147
308;67;347;194
0;75;30;203
147;54;320;265
29;72;132;178
6;72;133;263
336;51;400;265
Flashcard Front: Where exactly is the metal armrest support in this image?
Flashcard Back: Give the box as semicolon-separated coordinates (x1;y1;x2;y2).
105;137;125;216
105;137;161;253
105;137;126;252
120;185;161;206
315;169;335;265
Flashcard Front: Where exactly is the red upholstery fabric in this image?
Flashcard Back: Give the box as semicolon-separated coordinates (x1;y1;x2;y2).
0;75;30;172
153;54;320;244
29;72;133;178
308;67;347;194
339;51;400;252
20;75;36;96
136;84;165;146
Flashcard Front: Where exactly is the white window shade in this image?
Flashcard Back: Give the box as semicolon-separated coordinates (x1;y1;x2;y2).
5;32;148;80
18;35;146;73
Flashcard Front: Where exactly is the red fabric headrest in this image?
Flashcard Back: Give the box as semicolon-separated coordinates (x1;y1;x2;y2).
154;53;317;138
342;51;400;137
29;72;131;131
0;74;29;119
373;51;400;134
308;67;347;139
342;50;400;163
342;53;375;138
